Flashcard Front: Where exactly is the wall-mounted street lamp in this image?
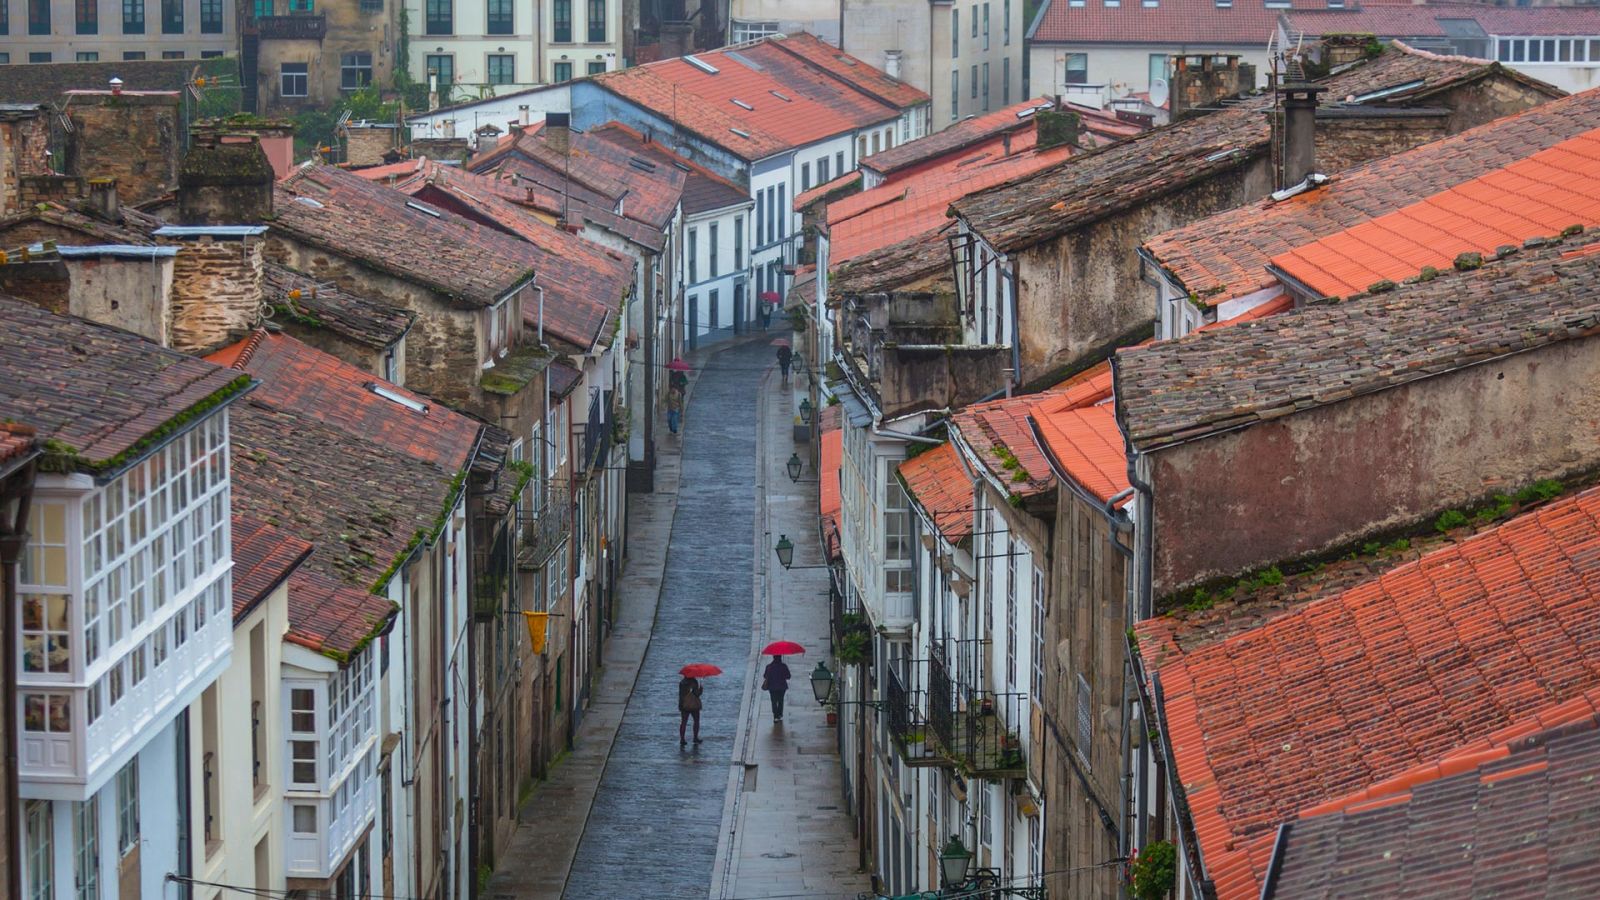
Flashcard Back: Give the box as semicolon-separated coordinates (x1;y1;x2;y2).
773;534;830;570
810;660;834;704
787;453;804;483
799;398;814;423
940;837;975;888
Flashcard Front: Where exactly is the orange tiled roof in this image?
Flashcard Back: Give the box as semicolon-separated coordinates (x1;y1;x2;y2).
389;162;632;351
284;569;397;663
794;171;861;212
1135;482;1600;900
829;130;1074;269
860;97;1055;181
592;36;917;162
760;32;929;112
1145;86;1597;307
0;420;38;469
898;442;973;544
819;424;843;560
208;331;480;471
951;393;1056;500
230;516;313;620
1030;402;1128;506
1271;128;1600;298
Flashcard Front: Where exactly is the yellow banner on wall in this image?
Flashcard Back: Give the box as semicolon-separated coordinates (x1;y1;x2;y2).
522;612;549;655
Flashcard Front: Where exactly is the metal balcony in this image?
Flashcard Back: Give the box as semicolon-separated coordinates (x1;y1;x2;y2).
884;662;948;768
516;496;571;571
927;642;1027;779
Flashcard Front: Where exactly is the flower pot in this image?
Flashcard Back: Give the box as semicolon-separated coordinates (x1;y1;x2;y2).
826;711;838;726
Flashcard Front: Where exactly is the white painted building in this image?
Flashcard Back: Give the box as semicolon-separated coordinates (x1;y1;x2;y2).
406;83;573;146
7;298;249;900
400;0;621;94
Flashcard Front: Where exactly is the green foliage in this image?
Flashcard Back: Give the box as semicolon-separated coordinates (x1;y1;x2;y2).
1417;265;1439;282
1473;493;1514;525
1435;508;1469;533
1365;279;1396;294
292;87;400;158
837;629;871;665
1515;479;1563;504
1184;588;1214;612
1453;251;1484;271
1129;840;1178;900
1387;537;1410;554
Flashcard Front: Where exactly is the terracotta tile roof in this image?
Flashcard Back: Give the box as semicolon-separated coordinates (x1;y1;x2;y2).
1285;4;1600;40
1149;86;1596;306
548;361;582;398
0;202;157;247
283;569;398;663
475;155;668;252
215;333;480;595
592;36;913;162
861;98;1055;180
760;32;930;111
952;394;1056;500
0;294;248;470
1270;127;1600;298
520;125;686;229
831;130;1075;294
0;56;234;103
1267;710;1600;899
794;171;861;212
262;262;414;351
819;423;843;560
1135;482;1600;900
209;331;480;470
588;122;750;216
898;442;973;544
274;163;539;308
1031;402;1128;506
954;44;1503;255
230;515;313;620
0;421;39;473
384;163;631;351
1115;235;1600;453
1031;0;1319;45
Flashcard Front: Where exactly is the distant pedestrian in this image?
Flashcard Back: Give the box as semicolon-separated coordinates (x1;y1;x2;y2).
679;675;703;745
762;656;792;722
776;345;793;383
760;302;772;330
669;367;689;395
666;388;683;434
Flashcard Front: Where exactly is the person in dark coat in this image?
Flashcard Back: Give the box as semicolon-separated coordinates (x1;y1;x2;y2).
679;675;703;745
762;655;792;722
776;345;793;383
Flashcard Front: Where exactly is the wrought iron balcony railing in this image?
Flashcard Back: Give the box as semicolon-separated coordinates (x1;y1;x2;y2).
516;497;570;571
885;662;948;768
927;642;1028;779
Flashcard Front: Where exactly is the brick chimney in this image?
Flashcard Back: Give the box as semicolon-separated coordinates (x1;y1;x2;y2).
86;177;118;221
1034;108;1080;151
543;112;571;153
177;133;274;225
1279;83;1326;189
161;231;266;355
1170;55;1251;122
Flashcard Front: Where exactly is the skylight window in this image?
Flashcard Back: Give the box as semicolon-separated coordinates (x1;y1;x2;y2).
406;200;443;217
725;50;763;72
367;382;429;413
628;156;658;172
731;98;755;110
731;127;752;138
293;196;325;208
685;54;720;74
770;90;792;102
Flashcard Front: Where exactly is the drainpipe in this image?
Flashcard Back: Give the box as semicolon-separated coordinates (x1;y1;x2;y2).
1007;260;1021;392
1112;350;1157;859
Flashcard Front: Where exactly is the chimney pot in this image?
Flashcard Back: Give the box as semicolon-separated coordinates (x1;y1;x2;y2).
1279;83;1326;189
87;178;119;221
109;77;124;96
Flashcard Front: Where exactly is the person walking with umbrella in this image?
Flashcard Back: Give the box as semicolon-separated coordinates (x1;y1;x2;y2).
760;641;803;723
679;663;719;745
776;343;793;385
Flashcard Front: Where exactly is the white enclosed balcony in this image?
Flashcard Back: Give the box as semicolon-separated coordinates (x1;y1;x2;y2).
283;647;379;880
17;416;234;801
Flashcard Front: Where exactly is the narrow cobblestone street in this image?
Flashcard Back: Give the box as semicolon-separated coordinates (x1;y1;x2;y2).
562;337;766;898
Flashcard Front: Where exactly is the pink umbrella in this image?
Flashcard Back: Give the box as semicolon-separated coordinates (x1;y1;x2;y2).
668;358;692;372
761;640;805;656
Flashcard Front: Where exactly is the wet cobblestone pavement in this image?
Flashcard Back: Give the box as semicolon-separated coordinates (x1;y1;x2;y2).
562;339;768;899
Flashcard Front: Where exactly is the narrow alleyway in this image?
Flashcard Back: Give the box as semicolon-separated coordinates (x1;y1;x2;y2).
562;338;769;899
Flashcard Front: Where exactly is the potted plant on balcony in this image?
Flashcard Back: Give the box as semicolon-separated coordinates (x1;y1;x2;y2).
1128;840;1178;900
837;629;872;666
825;699;838;726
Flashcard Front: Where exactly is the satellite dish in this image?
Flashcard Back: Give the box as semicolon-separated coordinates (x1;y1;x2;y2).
1149;78;1170;109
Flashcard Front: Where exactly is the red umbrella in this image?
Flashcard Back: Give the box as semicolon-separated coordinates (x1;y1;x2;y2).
668;358;692;372
760;641;805;656
760;291;781;303
679;663;722;677
770;337;791;348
